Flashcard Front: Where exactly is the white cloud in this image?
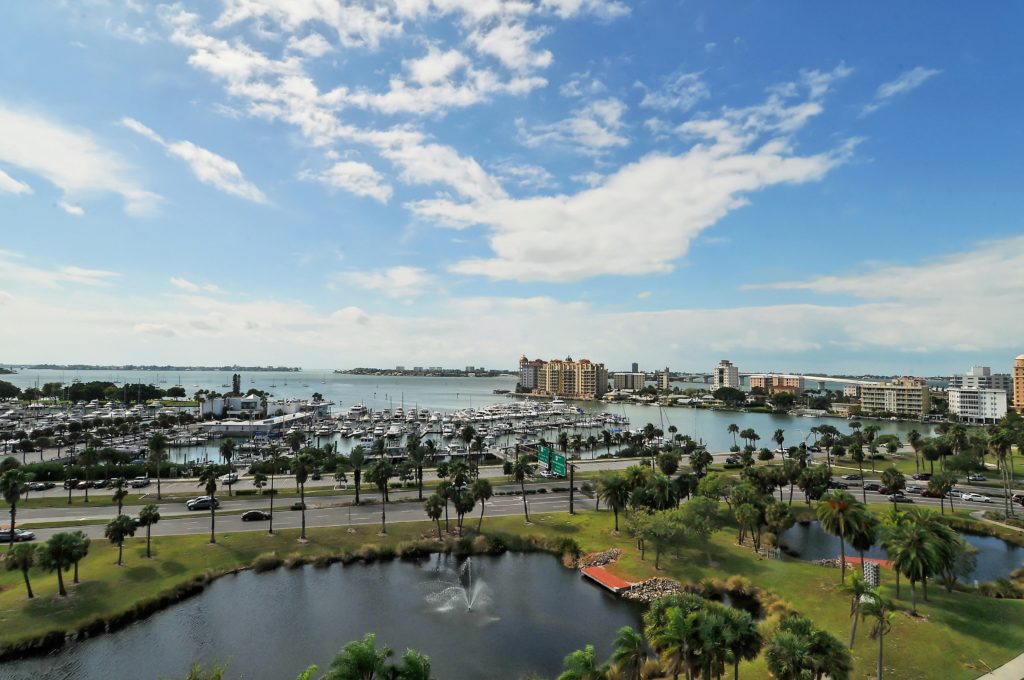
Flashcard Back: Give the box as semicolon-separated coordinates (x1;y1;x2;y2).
414;72;856;282
0;251;119;288
57;200;85;216
170;277;226;294
468;21;552;72
0;102;160;216
122;117;267;203
491;160;556;190
342;266;434;298
637;291;651;299
637;71;709;112
286;32;332;57
301;161;393;203
0;169;32;195
518;97;629;155
862;66;941;116
214;0;402;49
560;71;606;98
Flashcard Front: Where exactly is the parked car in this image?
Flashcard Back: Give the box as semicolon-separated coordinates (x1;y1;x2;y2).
863;482;881;491
75;480;93;490
912;472;931;481
27;482;47;491
1012;493;1024;506
220;473;239;485
919;489;943;498
828;480;849;489
41;481;56;490
92;479;109;489
0;529;36;542
130;477;151;488
809;446;822;453
906;485;924;494
840;474;862;480
948;489;963;498
962;493;992;503
187;496;221;511
724;455;741;465
967;473;987;482
241;510;271;522
63;478;80;490
311;472;322;481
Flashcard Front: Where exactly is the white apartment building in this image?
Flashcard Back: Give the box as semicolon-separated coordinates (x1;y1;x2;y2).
859;379;930;416
948;387;1006;424
613;372;646;392
712;360;741;391
949;365;1012;396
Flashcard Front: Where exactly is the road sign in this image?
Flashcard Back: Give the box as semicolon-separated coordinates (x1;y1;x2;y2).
538;445;550;467
552;453;566;476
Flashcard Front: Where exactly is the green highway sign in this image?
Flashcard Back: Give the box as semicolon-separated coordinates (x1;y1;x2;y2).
538;445;550;467
552;453;566;476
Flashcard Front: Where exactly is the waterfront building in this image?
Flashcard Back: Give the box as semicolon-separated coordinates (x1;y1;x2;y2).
525;356;608;399
712;360;740;391
613;372;646;392
657;367;671;390
859;378;930;416
949;365;1013;397
948;387;1007;424
748;374;805;395
843;384;861;400
1015;355;1024;413
518;356;544;390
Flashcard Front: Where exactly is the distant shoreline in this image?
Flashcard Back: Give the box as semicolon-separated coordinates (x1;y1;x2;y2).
4;365;302;372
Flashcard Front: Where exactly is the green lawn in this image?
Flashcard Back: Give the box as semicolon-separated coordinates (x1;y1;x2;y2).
0;510;1021;679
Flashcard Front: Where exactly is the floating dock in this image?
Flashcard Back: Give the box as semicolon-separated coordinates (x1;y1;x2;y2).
581;566;634;594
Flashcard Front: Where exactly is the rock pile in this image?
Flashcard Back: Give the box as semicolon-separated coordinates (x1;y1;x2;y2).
813;558;855;570
577;549;622;568
622;577;681;603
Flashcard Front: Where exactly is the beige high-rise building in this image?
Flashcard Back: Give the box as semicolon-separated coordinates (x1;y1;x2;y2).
1014;354;1024;413
529;356;608;400
749;374;805;395
859;378;930;416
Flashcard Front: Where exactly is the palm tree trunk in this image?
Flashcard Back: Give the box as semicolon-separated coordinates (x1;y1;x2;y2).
380;492;387;534
613;507;619;532
849;604;860;648
477;503;485;532
7;506;15;554
73;560;80;584
859;462;866;504
878;626;884;679
210;501;216;544
435;518;442;540
157;471;162;500
839;537;846;583
355;470;361;504
418;467;423;501
300;483;307;540
269;468;275;535
521;481;530;522
118;541;123;566
146;524;152;558
22;570;33;599
56;567;67;596
910;580;917;615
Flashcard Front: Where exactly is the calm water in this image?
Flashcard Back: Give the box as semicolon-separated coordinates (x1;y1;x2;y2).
780;521;1023;583
1;553;643;680
5;369;933;457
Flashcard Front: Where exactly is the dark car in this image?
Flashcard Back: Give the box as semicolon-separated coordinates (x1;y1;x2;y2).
0;529;36;543
187;497;221;511
241;510;271;522
92;479;109;489
41;481;56;490
919;489;943;498
828;480;849;489
863;483;881;491
311;472;322;481
63;478;80;490
75;480;93;490
912;472;931;481
840;474;862;480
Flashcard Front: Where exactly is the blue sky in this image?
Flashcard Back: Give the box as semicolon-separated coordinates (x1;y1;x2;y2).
1;1;1022;374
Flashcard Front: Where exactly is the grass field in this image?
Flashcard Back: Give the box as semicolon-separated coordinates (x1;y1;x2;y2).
0;508;1021;679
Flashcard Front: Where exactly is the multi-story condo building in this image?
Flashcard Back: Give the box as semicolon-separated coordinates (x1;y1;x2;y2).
631;362;640;373
658;367;671;390
843;384;861;400
949;365;1013;397
524;356;608;400
948;387;1007;424
859;378;930;416
613;372;646;392
518;356;545;390
748;374;805;395
1015;355;1024;413
712;360;740;391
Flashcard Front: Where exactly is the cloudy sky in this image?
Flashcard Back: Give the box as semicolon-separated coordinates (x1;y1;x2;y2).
1;1;1022;374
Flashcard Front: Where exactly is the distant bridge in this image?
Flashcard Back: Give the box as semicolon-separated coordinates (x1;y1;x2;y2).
802;376;880;388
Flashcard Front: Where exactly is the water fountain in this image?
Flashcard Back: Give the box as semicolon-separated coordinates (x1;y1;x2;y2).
426;557;490;613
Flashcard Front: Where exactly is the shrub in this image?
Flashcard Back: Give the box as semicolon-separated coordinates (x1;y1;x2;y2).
252;553;283;573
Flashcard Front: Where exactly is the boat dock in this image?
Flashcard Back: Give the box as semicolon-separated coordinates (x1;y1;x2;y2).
580;566;634;594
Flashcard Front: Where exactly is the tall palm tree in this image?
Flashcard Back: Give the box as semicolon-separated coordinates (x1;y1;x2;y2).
557;644;607;680
78;448;99;502
366;458;394;534
598;474;632;532
879;508;909;598
471;478;493;531
286;429;305;454
6;543;37;598
839;572;870;648
38;532;77;597
887;522;941;615
105;514;136;566
295;452;314;540
849;510;879;568
425;493;444;539
147;432;168;500
409;444;427;501
860;591;894;680
601;429;613;455
988;428;1016;517
723;606;762;680
649;605;698;680
348;445;366;505
0;469;27;554
816;491;862;583
460;424;477;465
773;428;785;454
610;626;647;680
267;443;282;534
139;504;160;558
197;466;219;544
219;439;236;496
511;457;534;523
70;530;90;584
111;477;128;517
727;423;740;449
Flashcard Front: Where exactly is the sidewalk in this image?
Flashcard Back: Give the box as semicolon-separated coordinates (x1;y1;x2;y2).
976;652;1024;679
969;510;1024;533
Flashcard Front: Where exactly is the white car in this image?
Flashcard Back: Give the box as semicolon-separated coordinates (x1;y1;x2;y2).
966;474;987;482
962;493;991;503
220;473;239;485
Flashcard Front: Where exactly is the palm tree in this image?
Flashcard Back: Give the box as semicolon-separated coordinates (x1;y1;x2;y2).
988;428;1016;517
597;474;631;532
460;424;477;465
601;429;613;455
849;510;879;568
471;478;493;531
724;606;762;680
887;522;941;615
111;477;128;517
147;432;168;500
879;508;909;598
286;429;305;454
648;604;698;680
511;457;535;523
558;644;607;680
139;504;160;558
197;466;219;544
69;530;90;584
38;532;77;597
425;493;444;539
860;591;894;680
325;633;392;680
5;543;37;598
816;491;862;583
295;452;314;540
105;514;137;566
727;423;740;449
409;444;427;501
78;448;99;502
366;458;394;534
453;489;475;531
349;445;366;505
609;626;646;680
839;572;870;648
266;443;282;534
219;439;236;496
773;428;785;454
0;468;27;554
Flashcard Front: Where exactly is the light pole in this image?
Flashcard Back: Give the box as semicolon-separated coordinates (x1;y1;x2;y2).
569;463;577;515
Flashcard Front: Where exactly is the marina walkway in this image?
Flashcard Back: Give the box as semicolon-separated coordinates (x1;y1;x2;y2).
581;566;634;593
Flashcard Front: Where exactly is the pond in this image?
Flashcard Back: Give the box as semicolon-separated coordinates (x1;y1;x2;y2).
780;521;1023;583
1;553;643;680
